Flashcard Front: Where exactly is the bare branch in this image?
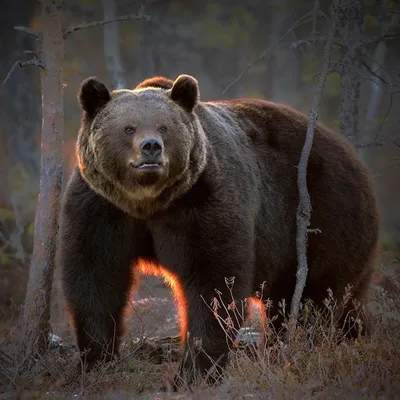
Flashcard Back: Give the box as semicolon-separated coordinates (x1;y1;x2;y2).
362;49;400;87
361;60;389;85
332;61;386;84
14;25;40;39
4;26;43;85
376;90;400;139
3;58;45;85
288;0;340;339
222;9;322;96
23;50;38;56
354;140;384;149
345;136;385;149
392;139;400;149
63;6;150;39
360;33;400;46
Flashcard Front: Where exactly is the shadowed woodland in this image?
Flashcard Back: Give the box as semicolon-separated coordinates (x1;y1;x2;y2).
0;0;400;398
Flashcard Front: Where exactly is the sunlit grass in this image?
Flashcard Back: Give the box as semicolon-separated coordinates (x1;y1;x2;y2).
1;266;399;399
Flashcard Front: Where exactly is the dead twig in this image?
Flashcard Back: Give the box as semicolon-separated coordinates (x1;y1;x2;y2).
362;49;400;87
376;90;400;139
3;58;45;85
361;60;389;85
3;25;43;84
354;140;384;149
288;0;340;340
63;6;150;39
14;25;40;39
333;61;385;84
360;33;400;46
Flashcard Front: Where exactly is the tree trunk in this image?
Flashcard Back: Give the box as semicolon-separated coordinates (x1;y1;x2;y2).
365;13;398;136
338;0;364;143
365;41;386;136
102;0;126;88
21;0;64;357
288;0;339;339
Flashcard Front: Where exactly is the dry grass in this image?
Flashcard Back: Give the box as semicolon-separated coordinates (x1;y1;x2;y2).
0;261;399;400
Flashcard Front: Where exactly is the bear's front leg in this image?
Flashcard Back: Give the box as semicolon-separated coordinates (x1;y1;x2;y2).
152;210;255;387
176;276;251;387
57;170;151;370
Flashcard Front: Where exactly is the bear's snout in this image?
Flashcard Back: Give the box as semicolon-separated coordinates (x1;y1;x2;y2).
140;137;163;157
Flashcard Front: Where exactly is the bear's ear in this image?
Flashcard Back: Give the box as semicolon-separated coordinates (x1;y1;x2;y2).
169;74;199;113
78;77;111;118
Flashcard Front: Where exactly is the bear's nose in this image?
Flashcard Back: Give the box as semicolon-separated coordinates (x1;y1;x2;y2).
140;138;163;157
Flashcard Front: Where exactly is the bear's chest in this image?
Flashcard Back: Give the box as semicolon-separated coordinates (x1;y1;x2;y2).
145;210;200;274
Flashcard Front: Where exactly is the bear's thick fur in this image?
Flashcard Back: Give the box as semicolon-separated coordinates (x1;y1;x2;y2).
58;74;379;385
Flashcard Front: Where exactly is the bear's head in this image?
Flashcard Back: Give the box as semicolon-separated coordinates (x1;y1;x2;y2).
76;74;208;219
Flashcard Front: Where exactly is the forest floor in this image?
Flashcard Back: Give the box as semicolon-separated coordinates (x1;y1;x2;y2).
0;251;399;399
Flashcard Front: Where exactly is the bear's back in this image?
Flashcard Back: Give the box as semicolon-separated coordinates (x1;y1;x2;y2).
199;97;373;198
133;77;378;238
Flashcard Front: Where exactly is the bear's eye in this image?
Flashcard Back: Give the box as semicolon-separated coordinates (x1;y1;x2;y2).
124;126;136;135
158;125;168;133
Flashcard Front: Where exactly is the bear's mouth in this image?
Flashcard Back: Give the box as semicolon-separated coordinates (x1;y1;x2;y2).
130;160;163;170
138;163;162;170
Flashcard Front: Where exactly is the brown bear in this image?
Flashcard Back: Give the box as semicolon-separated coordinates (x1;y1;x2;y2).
57;74;379;386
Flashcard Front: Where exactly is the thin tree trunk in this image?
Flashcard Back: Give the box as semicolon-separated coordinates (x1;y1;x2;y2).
365;41;387;135
102;0;126;89
288;0;339;339
21;0;64;357
338;0;364;143
15;2;146;361
365;13;398;136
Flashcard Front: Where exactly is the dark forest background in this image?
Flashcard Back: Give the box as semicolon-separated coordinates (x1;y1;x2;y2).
0;0;399;334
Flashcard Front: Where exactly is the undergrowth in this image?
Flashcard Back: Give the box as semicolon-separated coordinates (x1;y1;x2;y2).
0;271;399;400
